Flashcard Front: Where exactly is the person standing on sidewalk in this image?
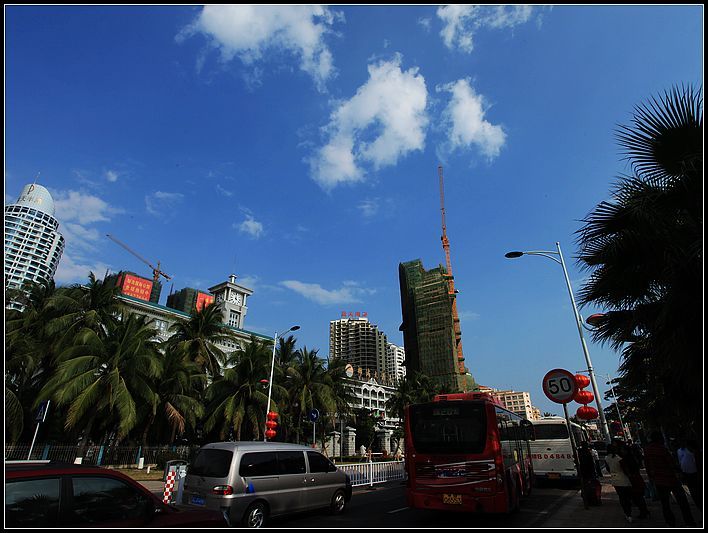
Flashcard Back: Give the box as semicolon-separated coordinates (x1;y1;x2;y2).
643;431;697;527
677;439;701;509
605;443;638;523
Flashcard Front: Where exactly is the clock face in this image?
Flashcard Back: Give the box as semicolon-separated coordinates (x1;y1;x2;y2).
228;293;243;305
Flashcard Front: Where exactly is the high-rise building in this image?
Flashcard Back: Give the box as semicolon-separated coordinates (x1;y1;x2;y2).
329;316;388;376
385;342;406;385
399;258;475;392
4;183;65;292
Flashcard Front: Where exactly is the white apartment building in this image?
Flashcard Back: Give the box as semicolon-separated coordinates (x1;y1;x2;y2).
477;386;538;420
4;183;65;292
385;342;406;385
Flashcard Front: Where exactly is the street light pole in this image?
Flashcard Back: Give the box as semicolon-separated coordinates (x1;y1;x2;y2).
264;325;300;442
606;374;631;440
505;242;611;443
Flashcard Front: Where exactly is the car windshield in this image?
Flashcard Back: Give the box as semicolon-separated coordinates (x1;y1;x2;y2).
410;402;486;454
189;449;233;477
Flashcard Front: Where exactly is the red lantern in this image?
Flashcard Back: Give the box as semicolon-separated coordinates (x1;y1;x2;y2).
574;389;595;405
577;406;599;420
575;374;590;389
266;411;279;439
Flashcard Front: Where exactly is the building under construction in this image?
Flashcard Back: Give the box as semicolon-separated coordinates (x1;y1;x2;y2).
398;166;476;392
399;260;473;392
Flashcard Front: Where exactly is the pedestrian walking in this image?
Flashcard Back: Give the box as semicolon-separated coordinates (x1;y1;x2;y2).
618;441;649;519
677;439;701;509
578;442;601;507
605;443;638;522
643;431;696;527
590;445;603;478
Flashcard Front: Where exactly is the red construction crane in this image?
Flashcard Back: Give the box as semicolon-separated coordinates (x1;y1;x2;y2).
106;234;172;285
438;165;465;374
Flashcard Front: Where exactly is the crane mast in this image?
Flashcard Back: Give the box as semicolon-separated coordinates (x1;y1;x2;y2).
438;165;465;376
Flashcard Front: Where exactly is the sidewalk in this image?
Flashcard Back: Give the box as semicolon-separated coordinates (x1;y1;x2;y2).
543;478;703;528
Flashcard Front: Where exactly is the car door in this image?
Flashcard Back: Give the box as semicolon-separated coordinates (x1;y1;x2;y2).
305;451;339;510
65;475;153;527
275;451;307;514
5;476;62;527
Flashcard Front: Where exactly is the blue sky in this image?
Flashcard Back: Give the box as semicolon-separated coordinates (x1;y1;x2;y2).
5;5;703;416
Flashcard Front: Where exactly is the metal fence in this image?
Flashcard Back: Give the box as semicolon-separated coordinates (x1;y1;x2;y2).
5;443;196;467
338;460;406;487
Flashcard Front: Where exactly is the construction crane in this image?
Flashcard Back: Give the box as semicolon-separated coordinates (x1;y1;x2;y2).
106;234;172;285
438;165;465;374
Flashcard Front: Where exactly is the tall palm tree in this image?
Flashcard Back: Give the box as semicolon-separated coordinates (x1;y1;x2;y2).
38;312;163;442
576;84;702;436
167;303;236;378
287;347;336;445
203;337;278;441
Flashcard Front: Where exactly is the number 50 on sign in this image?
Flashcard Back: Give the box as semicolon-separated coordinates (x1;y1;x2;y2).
542;369;578;404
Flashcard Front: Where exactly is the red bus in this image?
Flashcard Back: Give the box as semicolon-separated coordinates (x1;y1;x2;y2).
404;392;535;514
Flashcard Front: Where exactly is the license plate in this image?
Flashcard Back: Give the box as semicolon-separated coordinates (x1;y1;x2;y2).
191;495;205;506
547;473;561;479
442;493;463;505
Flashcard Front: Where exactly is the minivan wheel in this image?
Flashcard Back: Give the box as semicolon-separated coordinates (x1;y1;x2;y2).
242;501;267;528
330;489;347;514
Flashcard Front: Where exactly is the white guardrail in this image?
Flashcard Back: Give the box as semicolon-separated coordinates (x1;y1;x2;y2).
338;460;406;487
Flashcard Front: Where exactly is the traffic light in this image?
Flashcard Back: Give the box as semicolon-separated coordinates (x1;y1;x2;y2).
265;411;278;440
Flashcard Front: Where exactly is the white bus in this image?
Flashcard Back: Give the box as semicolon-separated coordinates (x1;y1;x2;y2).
530;417;588;481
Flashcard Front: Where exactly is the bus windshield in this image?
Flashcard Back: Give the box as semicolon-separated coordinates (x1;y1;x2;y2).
533;424;569;440
409;402;486;454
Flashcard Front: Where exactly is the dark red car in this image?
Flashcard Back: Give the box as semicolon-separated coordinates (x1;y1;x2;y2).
5;461;228;528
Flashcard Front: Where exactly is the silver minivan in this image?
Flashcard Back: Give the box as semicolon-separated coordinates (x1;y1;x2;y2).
183;442;352;527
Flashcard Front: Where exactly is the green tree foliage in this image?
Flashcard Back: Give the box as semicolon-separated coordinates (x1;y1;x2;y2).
576;84;702;438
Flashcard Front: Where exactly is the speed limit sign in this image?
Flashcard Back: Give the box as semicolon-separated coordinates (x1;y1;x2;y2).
542;368;577;404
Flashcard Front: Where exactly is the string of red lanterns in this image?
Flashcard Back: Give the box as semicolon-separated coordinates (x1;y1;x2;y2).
574;374;599;420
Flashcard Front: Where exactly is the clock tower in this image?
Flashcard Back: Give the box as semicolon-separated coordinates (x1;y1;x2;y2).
208;274;253;329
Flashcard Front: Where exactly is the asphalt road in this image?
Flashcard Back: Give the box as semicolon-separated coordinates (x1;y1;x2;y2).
264;482;578;528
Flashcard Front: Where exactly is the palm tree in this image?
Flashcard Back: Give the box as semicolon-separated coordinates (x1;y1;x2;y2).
5;280;66;442
166;303;236;379
286;347;336;446
141;345;207;444
203;337;277;441
38;312;163;443
43;272;123;348
576;84;702;436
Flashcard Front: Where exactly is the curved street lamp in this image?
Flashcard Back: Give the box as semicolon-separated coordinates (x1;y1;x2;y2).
264;325;300;441
505;242;611;443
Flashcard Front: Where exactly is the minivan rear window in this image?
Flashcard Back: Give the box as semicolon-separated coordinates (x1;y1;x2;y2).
189;449;233;478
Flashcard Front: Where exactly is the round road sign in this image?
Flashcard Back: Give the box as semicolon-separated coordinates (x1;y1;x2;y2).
542;368;578;404
309;409;320;422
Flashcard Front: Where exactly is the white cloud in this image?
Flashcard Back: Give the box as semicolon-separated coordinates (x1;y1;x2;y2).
357;198;379;218
182;5;341;91
437;5;533;53
309;55;428;190
53;190;123;225
145;191;184;217
237;214;265;239
104;169;119;182
54;254;111;285
216;184;234;197
418;17;432;32
438;78;506;160
280;280;375;305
